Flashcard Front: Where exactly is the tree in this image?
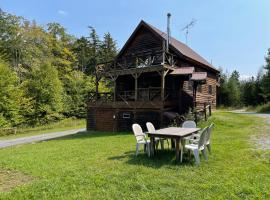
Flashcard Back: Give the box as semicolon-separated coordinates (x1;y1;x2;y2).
72;36;91;72
261;48;270;101
0;59;32;127
86;27;101;75
227;70;241;106
24;62;63;124
100;32;117;63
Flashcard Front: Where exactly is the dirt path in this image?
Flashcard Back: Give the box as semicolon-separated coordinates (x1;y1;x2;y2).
0;128;85;149
232;111;270;150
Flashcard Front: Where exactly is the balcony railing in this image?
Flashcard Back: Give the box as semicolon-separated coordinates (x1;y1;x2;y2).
96;50;176;74
88;87;177;103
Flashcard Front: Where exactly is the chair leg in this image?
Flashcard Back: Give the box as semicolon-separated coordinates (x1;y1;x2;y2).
147;143;150;157
155;140;159;149
207;144;211;154
180;146;183;163
202;148;208;160
193;149;200;165
135;143;139;156
167;139;170;148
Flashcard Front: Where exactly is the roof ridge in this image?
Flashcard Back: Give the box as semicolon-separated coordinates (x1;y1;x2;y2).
143;21;219;72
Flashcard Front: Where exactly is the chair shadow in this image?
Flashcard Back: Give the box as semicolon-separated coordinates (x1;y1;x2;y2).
108;149;195;168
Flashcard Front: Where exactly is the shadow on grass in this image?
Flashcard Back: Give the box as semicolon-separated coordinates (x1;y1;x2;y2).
46;130;131;141
46;131;196;168
108;149;195;168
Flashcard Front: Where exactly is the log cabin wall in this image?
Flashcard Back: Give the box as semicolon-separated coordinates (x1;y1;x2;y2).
87;106;163;132
182;73;217;109
118;25;163;59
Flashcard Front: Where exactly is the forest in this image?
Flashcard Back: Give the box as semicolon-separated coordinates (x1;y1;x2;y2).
0;9;117;128
218;49;270;111
0;9;270;128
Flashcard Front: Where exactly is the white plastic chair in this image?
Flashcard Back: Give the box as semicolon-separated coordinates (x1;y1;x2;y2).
132;124;150;157
184;127;208;165
146;122;169;149
182;120;196;128
205;123;214;154
182;120;199;142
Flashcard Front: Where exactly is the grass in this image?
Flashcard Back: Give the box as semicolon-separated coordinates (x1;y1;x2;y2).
0;118;86;139
0;111;270;199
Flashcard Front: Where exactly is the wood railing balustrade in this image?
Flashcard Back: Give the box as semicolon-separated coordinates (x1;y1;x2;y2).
96;50;175;74
88;87;176;103
193;102;212;124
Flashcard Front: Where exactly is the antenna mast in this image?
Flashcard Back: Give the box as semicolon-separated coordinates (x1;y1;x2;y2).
181;19;197;45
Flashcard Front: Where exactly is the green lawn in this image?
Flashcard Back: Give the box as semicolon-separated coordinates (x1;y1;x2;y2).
0;111;270;199
0;118;85;140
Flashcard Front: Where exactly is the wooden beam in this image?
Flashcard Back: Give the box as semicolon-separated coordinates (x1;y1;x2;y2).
135;74;138;101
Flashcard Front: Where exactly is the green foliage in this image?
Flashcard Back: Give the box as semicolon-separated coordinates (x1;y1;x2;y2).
256;102;270;113
0;10;117;128
0;59;31;127
219;70;241;107
261;48;270;101
24;63;63;124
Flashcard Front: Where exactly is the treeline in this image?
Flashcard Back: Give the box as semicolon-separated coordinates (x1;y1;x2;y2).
0;9;117;127
218;49;270;111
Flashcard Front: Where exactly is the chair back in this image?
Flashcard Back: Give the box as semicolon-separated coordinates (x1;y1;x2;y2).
132;124;145;143
206;123;214;144
198;127;208;149
182;120;196;128
146;122;156;133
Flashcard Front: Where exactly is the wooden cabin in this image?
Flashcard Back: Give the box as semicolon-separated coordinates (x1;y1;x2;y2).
87;20;220;132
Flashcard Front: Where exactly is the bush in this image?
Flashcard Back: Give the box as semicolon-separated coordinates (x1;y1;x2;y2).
256;102;270;113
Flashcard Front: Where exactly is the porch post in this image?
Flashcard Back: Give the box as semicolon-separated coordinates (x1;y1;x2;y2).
161;71;165;101
95;71;99;100
113;78;116;102
135;74;138;101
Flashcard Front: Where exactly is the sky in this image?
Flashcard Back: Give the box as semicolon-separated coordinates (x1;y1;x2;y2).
1;0;270;78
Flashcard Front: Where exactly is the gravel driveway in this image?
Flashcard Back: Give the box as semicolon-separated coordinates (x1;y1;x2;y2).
232;110;270;150
0;128;86;149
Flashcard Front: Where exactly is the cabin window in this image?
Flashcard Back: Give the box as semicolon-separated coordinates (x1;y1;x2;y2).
123;113;131;119
208;85;213;95
197;85;202;93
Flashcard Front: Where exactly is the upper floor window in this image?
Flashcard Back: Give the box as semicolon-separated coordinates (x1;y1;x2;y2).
208;85;213;95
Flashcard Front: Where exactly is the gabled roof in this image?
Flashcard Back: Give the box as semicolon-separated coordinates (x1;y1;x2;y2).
117;20;219;73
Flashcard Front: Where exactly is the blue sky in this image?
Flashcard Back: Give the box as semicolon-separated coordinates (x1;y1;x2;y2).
1;0;270;78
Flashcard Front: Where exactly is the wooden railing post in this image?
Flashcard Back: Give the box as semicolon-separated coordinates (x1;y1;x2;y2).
134;74;138;101
209;104;212;116
194;111;198;124
204;103;207;121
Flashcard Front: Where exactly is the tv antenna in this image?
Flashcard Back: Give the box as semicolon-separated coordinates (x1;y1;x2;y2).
181;19;197;45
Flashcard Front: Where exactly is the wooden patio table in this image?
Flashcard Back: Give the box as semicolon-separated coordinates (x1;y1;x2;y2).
147;127;200;163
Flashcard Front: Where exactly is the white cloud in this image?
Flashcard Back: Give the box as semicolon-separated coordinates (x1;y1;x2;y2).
58;10;68;16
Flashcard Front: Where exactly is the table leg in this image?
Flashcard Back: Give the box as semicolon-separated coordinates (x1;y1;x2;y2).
175;138;180;163
179;138;183;163
171;139;175;149
150;136;155;157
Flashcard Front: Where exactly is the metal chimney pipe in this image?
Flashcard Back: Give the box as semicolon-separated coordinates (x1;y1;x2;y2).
166;13;171;52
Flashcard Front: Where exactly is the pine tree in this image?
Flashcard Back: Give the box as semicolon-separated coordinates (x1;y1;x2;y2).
261;49;270;101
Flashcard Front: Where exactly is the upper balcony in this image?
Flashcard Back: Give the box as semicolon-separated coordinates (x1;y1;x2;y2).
96;50;176;77
87;87;178;109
